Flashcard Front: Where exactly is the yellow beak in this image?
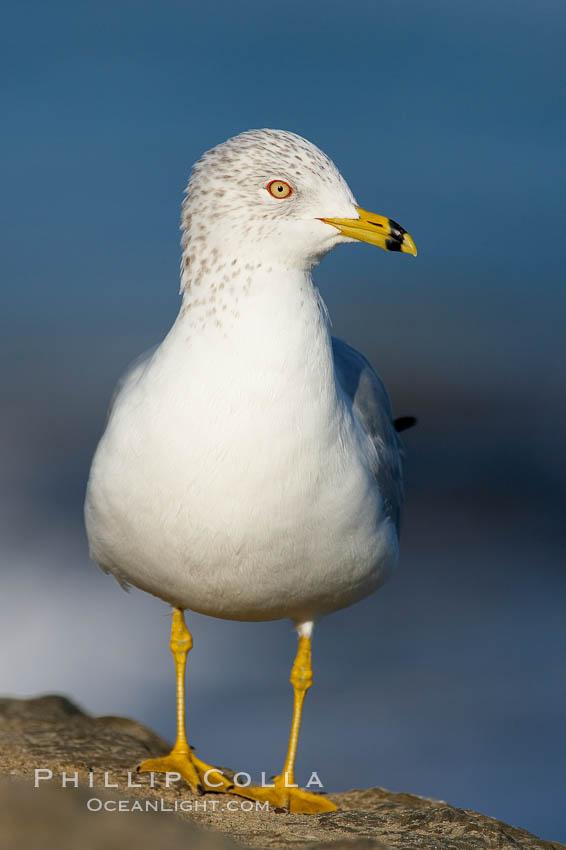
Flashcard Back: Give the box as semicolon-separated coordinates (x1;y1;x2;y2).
320;206;417;256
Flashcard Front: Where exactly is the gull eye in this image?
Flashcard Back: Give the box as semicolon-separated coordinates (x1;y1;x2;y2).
267;179;293;199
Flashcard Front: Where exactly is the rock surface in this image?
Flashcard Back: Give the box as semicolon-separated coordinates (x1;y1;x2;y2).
0;695;562;850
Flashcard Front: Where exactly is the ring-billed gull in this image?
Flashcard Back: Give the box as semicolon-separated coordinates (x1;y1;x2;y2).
84;129;417;813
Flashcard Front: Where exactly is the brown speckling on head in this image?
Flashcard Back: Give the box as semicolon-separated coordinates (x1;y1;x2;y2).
178;128;357;331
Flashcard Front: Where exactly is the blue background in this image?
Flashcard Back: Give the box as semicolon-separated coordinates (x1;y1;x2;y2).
2;0;565;842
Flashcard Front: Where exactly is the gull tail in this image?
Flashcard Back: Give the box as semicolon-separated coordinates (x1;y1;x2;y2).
394;416;418;433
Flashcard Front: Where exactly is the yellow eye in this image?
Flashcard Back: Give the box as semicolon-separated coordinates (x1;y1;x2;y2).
267;179;293;199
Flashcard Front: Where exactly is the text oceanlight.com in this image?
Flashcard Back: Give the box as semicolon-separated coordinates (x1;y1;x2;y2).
86;798;269;812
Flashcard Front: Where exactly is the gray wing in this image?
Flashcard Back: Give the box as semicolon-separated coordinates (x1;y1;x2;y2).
105;344;158;425
332;336;405;532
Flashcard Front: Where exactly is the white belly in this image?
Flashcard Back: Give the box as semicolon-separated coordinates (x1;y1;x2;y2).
85;281;398;623
86;364;396;622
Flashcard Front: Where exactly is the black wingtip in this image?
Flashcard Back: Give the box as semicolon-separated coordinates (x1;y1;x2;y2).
394;416;418;432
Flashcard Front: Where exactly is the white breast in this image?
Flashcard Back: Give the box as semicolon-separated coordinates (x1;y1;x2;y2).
85;270;398;622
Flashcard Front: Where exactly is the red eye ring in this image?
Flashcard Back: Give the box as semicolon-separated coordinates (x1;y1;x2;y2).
267;179;293;199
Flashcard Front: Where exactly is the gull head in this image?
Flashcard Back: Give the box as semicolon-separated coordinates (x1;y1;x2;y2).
181;129;416;290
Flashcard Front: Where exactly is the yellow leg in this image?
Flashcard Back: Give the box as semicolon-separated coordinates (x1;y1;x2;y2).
281;635;313;787
138;608;234;794
270;634;337;811
224;634;337;813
